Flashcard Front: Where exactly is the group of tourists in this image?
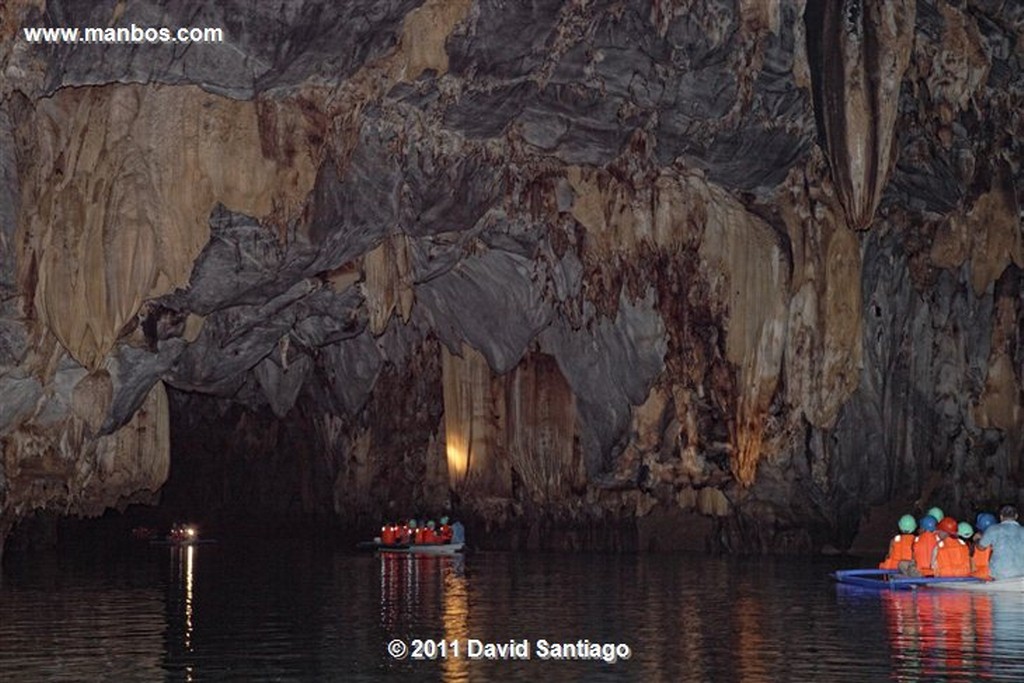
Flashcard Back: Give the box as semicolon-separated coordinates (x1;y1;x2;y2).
880;504;1024;580
379;516;465;546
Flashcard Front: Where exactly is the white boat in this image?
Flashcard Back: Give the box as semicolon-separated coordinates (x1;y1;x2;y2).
375;542;465;555
929;576;1024;592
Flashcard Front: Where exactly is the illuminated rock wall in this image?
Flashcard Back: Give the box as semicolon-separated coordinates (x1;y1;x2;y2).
0;0;1021;553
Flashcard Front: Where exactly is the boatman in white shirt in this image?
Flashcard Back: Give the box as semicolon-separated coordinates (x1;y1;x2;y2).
976;504;1024;580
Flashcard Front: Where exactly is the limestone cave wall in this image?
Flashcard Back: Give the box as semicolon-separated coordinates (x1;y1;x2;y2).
0;0;1022;555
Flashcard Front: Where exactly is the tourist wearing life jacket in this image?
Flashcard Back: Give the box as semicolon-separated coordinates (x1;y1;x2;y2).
932;519;971;577
902;515;940;576
972;512;997;580
977;505;1024;580
413;519;428;544
381;523;397;545
423;520;438;544
880;514;918;570
439;516;453;543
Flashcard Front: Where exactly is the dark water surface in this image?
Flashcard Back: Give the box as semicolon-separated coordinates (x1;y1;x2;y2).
3;543;1024;681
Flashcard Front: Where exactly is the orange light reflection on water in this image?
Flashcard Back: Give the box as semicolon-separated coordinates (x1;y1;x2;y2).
378;552;468;681
883;589;999;681
441;556;469;683
735;593;775;683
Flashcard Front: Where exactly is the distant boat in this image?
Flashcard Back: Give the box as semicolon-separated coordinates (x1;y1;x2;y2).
361;521;466;555
148;524;217;547
358;540;464;555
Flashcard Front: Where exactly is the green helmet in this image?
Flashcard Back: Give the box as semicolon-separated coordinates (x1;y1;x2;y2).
440;516;450;525
927;507;944;522
408;519;417;529
957;522;974;539
898;514;917;534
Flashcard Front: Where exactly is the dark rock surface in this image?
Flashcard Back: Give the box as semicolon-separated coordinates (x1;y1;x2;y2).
0;0;1022;556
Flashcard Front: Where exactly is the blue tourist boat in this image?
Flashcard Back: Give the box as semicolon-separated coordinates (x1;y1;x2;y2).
832;568;983;590
833;569;1024;592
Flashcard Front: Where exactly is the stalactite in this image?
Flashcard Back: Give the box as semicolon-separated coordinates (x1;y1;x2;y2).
15;85;317;369
810;0;916;229
566;165;789;485
2;380;169;518
780;159;863;430
504;353;582;503
441;343;509;496
363;234;414;335
974;276;1022;461
697;179;789;485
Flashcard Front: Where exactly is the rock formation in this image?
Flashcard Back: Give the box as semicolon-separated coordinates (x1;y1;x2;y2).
0;0;1021;556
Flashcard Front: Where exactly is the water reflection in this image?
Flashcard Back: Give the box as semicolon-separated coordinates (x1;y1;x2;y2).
735;593;772;683
14;550;1024;681
880;588;1024;682
442;557;469;683
166;544;197;680
378;553;465;629
0;551;165;681
378;552;468;680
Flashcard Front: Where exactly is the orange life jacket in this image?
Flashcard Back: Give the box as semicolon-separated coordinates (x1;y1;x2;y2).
381;525;396;545
439;524;452;543
933;537;971;577
972;545;992;580
912;531;940;576
879;534;916;569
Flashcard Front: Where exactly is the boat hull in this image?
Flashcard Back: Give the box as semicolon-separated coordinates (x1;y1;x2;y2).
832;568;983;590
926;576;1024;592
362;542;465;555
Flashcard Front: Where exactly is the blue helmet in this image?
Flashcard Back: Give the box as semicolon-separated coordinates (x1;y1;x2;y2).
919;515;937;532
976;512;997;532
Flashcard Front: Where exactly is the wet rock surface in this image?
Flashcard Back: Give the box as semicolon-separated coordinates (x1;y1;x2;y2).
0;0;1022;555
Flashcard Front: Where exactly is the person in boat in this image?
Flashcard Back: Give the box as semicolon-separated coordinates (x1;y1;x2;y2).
879;514;917;570
380;522;397;546
451;519;465;545
977;505;1024;580
439;516;453;543
900;514;940;577
400;519;416;545
971;512;998;580
931;518;972;578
